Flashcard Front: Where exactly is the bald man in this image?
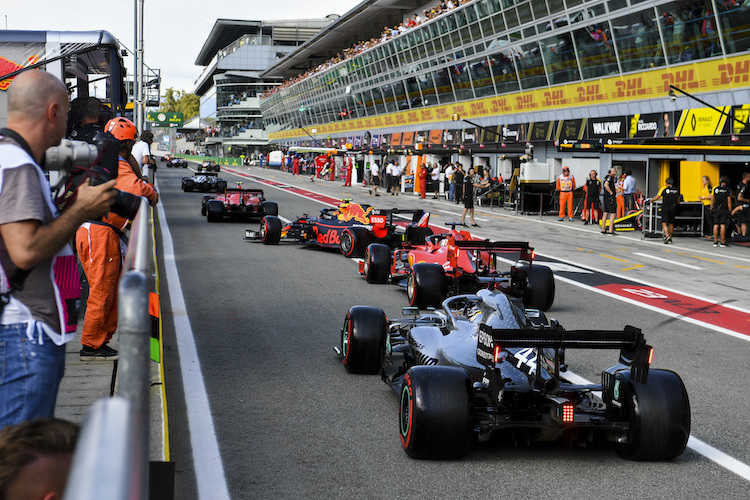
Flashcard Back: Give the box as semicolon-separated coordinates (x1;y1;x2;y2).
0;70;116;429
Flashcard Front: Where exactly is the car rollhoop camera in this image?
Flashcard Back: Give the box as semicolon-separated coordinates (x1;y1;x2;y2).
44;130;141;220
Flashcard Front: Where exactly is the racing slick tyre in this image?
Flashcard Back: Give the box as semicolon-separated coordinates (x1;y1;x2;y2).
216;180;228;193
341;306;387;374
206;200;224;222
340;227;372;258
200;196;213;216
183;179;195;192
516;262;555;311
404;225;434;245
363;243;391;284
615;369;690;461
399;366;473;459
262;201;278;217
407;263;445;309
260;215;282;245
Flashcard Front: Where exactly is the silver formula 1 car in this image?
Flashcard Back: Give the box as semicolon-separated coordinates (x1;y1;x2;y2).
335;289;690;460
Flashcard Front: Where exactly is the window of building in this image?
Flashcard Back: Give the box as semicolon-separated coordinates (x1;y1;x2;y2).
541;32;581;84
488;46;520;94
607;0;626;11
548;0;565;15
469;56;495;97
517;41;549;89
611;8;665;72
573;21;619;79
505;8;520;30
658;2;723;62
715;1;750;55
434;67;456;104
518;3;534;24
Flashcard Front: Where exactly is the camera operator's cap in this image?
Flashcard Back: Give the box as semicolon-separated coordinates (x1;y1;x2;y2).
105;117;137;141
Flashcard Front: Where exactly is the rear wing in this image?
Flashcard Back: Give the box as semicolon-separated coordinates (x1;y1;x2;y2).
226;188;263;195
453;240;532;252
371;208;429;225
477;324;652;383
450;240;534;266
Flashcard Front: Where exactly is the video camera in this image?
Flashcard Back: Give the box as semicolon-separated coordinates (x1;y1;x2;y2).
44;131;140;220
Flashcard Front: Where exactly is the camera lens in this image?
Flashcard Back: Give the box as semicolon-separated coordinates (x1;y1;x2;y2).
112;190;141;220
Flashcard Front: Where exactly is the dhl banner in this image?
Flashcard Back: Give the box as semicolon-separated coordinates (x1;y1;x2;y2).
270;54;750;141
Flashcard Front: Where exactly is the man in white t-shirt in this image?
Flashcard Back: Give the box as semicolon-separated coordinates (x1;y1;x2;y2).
391;162;403;196
431;163;441;198
131;130;154;182
369;161;381;196
385;161;394;194
444;163;455;201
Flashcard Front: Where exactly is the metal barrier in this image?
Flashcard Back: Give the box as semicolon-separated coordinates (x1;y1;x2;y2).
64;197;152;500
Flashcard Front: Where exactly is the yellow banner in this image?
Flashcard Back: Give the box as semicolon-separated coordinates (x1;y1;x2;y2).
269;54;750;141
675;107;729;136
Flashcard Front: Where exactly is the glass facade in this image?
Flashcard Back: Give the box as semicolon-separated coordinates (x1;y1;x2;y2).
261;0;749;131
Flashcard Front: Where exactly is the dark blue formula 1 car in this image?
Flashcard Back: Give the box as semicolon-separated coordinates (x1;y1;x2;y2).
245;199;433;257
336;289;691;461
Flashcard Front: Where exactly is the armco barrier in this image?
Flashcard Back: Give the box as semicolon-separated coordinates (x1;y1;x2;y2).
65;197;155;500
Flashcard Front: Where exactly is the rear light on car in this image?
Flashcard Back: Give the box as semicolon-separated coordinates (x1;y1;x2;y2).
562;403;574;423
647;347;654;365
493;345;501;363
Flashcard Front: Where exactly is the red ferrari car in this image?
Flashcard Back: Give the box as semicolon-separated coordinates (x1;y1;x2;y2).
359;222;554;310
201;182;278;222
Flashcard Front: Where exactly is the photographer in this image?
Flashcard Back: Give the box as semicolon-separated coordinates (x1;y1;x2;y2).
0;71;117;428
76;117;158;361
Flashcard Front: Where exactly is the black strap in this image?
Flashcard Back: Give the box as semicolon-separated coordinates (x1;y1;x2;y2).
0;127;36;162
87;220;129;245
0;128;36;296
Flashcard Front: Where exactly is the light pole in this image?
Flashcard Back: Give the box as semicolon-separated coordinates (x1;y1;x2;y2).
300;126;317;147
668;84;747;130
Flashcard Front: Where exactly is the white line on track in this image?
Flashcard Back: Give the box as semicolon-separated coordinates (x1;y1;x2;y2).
633;252;703;270
563;367;750;482
437;208;488;221
156;193;230;500
222;169;750;481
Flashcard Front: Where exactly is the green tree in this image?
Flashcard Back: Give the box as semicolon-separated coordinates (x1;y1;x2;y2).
160;88;200;121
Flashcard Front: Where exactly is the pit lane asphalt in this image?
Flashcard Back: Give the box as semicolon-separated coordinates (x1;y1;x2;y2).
156;163;750;499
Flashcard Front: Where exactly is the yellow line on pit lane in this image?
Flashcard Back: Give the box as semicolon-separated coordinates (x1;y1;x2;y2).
691;255;726;264
621;264;643;271
600;254;629;262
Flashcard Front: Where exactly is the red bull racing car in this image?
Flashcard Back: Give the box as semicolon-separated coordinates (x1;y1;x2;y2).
201;182;278;222
336;289;690;461
245;200;432;257
359;222;555;310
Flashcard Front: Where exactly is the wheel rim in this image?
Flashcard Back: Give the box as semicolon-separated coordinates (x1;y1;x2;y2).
407;274;416;304
399;382;413;445
260;220;267;240
363;249;371;276
341;231;353;255
342;317;350;361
